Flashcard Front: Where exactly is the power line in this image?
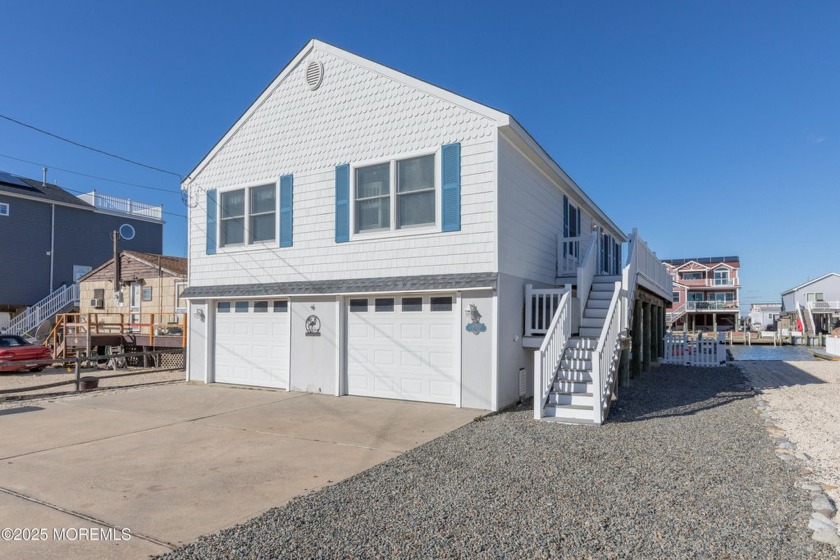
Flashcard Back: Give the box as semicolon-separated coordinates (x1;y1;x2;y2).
0;113;182;179
0;152;177;194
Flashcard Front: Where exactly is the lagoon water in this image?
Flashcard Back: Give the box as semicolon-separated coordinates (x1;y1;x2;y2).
729;345;815;361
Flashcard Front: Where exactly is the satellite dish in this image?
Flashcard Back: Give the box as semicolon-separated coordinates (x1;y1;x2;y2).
119;224;136;241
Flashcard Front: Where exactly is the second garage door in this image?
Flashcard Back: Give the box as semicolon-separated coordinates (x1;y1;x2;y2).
346;294;459;404
215;300;289;389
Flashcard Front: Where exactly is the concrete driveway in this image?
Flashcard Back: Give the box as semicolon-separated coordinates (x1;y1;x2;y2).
0;384;482;559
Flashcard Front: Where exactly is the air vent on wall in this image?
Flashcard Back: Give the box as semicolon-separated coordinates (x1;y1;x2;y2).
305;60;324;90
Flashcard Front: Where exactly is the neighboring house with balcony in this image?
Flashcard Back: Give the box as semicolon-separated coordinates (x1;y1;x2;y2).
180;39;672;424
781;272;840;335
665;256;740;331
748;303;781;331
0;170;163;337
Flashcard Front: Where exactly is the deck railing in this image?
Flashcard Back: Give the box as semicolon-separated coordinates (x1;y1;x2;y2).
590;281;623;423
0;284;79;336
557;234;587;276
77;191;163;221
808;301;840;312
49;312;187;357
524;286;570;336
686;301;738;311
534;290;572;419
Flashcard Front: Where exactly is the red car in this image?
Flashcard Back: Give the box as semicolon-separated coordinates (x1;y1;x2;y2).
0;335;53;372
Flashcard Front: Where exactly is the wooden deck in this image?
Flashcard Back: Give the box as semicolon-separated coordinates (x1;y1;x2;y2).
50;312;187;358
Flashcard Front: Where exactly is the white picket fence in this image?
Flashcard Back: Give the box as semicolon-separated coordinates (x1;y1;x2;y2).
663;332;727;367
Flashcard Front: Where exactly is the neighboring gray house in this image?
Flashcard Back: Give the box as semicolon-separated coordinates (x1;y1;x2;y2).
0;170;164;331
781;273;840;334
180;40;673;424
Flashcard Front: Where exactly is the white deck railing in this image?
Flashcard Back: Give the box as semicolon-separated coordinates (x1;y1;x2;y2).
534;290;572;419
590;281;623;423
0;284;79;336
686;301;738;311
525;286;570;336
663;332;727;366
557;234;587;276
77;191;163;221
808;301;840;312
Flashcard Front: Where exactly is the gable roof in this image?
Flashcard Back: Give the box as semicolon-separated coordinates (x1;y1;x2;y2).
0;170;92;208
781;272;840;295
79;251;187;283
183;39;627;241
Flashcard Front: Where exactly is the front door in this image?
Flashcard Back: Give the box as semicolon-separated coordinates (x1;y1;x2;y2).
129;282;142;332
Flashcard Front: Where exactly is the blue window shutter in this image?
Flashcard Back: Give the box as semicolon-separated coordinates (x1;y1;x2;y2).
206;189;217;255
279;175;293;247
562;195;568;258
335;164;349;243
441;143;461;232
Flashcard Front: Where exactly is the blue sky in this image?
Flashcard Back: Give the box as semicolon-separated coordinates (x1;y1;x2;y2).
1;1;838;310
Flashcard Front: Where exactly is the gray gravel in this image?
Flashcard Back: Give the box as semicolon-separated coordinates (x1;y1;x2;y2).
158;365;835;559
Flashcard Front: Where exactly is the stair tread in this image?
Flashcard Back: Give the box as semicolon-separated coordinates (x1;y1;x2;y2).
547;403;593;410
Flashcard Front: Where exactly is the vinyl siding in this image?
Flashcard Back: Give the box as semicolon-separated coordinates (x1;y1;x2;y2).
187;47;497;286
497;134;595;285
0;193;163;307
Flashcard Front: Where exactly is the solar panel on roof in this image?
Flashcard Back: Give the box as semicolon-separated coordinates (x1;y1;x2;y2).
0;170;32;189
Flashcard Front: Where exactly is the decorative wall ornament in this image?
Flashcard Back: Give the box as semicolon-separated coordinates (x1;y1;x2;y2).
305;315;321;336
465;303;487;335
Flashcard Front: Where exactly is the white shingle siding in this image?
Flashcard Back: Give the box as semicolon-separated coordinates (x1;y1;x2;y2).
187;48;497;286
497;135;594;285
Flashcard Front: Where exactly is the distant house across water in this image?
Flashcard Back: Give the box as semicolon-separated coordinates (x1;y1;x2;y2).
664;256;740;332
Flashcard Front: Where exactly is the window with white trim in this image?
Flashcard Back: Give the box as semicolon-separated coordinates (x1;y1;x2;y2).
354;152;437;233
174;281;187;312
0;202;8;217
220;184;276;247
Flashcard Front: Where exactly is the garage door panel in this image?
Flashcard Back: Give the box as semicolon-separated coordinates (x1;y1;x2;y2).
347;295;458;405
215;301;289;389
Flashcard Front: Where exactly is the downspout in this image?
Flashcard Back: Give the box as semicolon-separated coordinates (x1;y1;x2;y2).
49;203;55;292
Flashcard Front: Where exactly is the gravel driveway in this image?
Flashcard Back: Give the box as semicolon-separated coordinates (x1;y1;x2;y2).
159;365;835;559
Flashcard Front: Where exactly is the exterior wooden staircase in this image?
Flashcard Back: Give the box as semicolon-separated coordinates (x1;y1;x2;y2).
543;276;618;422
530;229;673;425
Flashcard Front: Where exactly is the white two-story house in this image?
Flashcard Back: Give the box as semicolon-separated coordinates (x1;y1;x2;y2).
181;40;671;421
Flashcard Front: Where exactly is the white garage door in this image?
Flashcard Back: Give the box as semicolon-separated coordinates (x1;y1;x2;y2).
215;300;289;389
347;294;459;404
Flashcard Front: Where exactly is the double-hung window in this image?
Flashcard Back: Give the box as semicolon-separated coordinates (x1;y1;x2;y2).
220;184;276;247
713;268;729;286
0;202;8;217
354;153;436;233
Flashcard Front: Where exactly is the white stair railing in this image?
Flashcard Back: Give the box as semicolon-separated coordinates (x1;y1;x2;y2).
534;290;572;419
577;234;599;323
0;284;79;336
590;281;624;424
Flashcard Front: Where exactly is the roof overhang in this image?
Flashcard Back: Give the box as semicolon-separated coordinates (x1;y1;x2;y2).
181;273;498;300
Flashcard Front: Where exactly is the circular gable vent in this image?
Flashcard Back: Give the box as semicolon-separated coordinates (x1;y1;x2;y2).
305;60;324;90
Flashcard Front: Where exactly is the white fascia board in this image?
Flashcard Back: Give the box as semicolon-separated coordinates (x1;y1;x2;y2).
183;39;510;189
499;119;627;242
